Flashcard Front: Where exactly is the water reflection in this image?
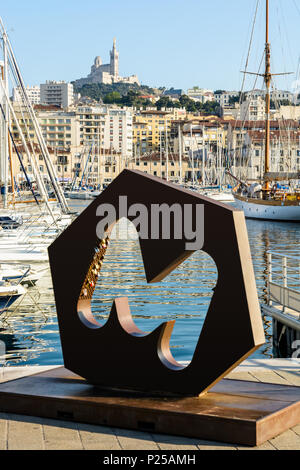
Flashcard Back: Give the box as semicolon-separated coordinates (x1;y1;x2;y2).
89;219;218;363
0;200;299;366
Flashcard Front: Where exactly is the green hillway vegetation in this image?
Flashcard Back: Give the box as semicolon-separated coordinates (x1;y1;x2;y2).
73;83;221;115
73;83;297;114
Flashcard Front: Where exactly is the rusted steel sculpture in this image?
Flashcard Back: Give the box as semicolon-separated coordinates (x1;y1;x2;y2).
48;169;265;396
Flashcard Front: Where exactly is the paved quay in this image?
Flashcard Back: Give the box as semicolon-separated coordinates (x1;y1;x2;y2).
0;359;300;451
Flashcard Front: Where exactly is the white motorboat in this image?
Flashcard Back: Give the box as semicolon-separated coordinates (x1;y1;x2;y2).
202;190;234;203
0;283;27;313
65;190;93;200
0;250;48;263
1;264;48;286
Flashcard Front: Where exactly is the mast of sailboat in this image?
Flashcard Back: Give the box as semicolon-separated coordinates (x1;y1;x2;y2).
178;123;183;185
166;119;169;181
2;30;9;209
264;0;271;192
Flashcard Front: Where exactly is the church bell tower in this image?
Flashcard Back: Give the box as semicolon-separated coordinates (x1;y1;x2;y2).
110;38;119;79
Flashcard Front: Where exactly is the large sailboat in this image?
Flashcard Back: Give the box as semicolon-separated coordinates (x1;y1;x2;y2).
232;0;300;221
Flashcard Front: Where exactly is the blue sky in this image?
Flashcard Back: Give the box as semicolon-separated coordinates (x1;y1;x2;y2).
1;0;300;93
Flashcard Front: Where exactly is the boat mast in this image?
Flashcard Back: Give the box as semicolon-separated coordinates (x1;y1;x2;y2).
2;31;9;209
178;123;183;185
166;119;169;181
264;0;271;191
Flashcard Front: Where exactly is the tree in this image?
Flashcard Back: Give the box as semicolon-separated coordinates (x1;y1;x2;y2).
179;95;197;112
270;99;293;109
229;95;239;105
156;96;176;109
103;91;121;104
73;82;156;102
202;101;220;116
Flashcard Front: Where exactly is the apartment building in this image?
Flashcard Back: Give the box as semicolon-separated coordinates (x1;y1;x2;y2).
12;85;41;105
77;105;133;160
176;119;227;155
40;81;74;109
11;141;57;185
133;108;186;155
104;108;133;160
240;96;266;121
10;104;79;183
187;87;214;103
227;120;300;180
128;153;189;182
214;91;239;108
244;89;294;103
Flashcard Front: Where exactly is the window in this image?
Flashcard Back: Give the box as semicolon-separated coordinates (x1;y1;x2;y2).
58;156;68;164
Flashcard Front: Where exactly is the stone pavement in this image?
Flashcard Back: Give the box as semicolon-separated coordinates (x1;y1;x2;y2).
0;360;300;450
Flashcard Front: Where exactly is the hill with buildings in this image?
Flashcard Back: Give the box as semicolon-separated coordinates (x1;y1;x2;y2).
74;82;221;115
73;82;158;105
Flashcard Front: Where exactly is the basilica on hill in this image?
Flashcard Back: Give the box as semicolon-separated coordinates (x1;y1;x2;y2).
75;39;140;87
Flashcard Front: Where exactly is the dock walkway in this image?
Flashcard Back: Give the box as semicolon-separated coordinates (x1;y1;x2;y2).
0;359;300;451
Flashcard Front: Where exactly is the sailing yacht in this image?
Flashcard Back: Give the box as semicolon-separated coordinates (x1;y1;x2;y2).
232;0;300;221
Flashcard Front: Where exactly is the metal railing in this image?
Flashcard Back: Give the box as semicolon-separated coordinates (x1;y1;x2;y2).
265;251;300;324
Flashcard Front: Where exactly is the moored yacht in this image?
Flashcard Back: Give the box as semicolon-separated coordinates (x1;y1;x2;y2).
231;0;300;221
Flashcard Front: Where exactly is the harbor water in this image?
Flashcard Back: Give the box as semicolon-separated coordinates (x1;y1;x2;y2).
1;200;300;367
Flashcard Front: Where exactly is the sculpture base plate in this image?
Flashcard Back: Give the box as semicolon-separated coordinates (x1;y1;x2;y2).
0;367;300;447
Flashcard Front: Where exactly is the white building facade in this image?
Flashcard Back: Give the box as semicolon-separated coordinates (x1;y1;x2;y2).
214;91;239;108
40;81;74;109
12;85;41;105
244;89;294;103
77;105;133;160
240;96;266;121
187;87;214;103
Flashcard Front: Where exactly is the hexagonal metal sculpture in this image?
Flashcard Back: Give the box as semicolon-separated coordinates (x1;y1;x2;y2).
48;169;265;396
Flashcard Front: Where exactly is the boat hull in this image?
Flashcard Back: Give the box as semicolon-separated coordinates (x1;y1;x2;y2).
233;194;300;221
0;285;27;313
